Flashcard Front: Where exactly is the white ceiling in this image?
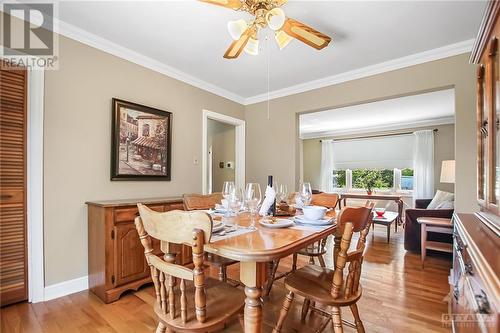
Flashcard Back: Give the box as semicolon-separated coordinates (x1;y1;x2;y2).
53;1;486;103
299;88;455;138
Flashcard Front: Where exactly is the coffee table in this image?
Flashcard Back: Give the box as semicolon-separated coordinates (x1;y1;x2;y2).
372;211;399;243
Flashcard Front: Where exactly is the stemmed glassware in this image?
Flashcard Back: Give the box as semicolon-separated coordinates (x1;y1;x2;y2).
299;182;312;207
222;181;235;218
245;183;262;230
277;184;288;204
228;187;244;219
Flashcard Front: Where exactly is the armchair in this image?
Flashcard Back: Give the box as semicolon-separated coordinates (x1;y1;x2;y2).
404;199;454;252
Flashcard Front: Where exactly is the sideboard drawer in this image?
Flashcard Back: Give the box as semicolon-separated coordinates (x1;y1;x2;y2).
114;204;164;223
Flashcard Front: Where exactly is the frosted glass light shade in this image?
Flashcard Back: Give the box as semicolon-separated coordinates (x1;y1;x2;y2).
440;160;455;183
227;19;248;40
275;30;293;49
244;37;259;55
266;8;286;31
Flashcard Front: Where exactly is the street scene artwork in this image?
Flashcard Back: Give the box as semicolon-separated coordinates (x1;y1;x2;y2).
111;99;172;180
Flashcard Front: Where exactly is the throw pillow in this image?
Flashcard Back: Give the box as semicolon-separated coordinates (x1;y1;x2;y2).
436;200;454;209
427;190;454;209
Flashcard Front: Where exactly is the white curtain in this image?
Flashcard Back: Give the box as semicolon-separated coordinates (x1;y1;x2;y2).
413;130;434;199
320;140;335;192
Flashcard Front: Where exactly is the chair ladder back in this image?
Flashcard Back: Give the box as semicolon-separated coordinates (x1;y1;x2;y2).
135;204;212;324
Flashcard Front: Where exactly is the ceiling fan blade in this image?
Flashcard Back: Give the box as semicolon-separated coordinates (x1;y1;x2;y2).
224;27;253;59
198;0;243;10
282;18;331;50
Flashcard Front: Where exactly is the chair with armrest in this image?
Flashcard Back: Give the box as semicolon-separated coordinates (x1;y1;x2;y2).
404;199;454;253
135;204;244;333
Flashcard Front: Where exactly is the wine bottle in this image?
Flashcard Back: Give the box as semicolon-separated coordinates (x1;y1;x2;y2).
267;175;276;216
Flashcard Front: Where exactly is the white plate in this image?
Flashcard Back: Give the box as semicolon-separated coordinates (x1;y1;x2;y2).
259;218;294;228
212;222;224;233
294;216;334;226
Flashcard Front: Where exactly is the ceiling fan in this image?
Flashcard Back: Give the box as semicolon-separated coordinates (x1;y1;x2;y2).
200;0;332;59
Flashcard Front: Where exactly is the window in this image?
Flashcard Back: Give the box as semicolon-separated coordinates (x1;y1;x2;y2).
142;123;150;137
352;169;394;189
401;168;414;190
332;168;413;192
333;170;346;188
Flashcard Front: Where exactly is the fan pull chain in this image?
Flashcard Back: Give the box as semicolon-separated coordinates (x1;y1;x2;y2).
267;34;271;120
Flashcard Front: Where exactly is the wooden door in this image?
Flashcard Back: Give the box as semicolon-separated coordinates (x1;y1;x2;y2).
113;222;149;287
0;63;28;306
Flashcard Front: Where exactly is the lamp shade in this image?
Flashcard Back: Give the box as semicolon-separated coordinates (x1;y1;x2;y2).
440;160;455;183
244;37;259;55
275;30;293;49
227;19;248;40
266;8;286;31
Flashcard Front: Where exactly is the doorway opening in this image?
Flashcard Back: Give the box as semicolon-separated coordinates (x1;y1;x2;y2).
202;110;245;194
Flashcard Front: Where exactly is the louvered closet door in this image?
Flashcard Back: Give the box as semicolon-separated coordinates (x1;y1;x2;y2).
0;63;28;306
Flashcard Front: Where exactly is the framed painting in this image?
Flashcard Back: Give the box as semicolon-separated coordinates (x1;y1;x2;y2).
111;98;172;181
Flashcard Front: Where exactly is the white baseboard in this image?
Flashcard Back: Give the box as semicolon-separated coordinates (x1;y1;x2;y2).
43;275;88;302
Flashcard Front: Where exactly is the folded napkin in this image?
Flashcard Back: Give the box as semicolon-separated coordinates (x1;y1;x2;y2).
259;185;276;216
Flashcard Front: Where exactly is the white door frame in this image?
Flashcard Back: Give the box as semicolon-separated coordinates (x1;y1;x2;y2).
202;110;245;194
27;68;45;302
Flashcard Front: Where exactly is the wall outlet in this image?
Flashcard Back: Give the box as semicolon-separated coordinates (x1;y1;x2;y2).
226;161;234;169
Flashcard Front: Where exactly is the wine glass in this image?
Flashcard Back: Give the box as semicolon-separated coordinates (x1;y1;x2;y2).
222;181;235;217
229;188;244;217
245;183;262;229
299;182;312;207
277;184;288;203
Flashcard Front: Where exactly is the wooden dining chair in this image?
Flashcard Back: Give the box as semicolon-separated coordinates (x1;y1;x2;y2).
183;193;239;283
183;193;222;211
265;193;340;296
273;204;374;333
135;204;244;333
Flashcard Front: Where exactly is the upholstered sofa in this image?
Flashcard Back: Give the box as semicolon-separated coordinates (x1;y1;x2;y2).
404;199;454;252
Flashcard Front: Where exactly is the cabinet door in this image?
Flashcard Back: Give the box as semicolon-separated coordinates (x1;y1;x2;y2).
0;64;28;306
113;223;149;286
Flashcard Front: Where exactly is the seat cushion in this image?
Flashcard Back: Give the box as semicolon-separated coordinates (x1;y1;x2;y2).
427;190;454;209
155;278;244;332
284;265;362;306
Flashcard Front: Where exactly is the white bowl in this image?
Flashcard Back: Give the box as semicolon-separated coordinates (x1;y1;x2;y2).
302;206;327;220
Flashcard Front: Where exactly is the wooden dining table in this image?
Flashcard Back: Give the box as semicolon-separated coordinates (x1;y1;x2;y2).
204;213;337;333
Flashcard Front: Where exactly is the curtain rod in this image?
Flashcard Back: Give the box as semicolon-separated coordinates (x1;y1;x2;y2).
319;128;438;142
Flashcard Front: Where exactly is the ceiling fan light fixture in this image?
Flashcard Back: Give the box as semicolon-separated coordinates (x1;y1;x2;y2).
266;7;286;31
275;30;293;49
244;37;259;55
227;19;248;40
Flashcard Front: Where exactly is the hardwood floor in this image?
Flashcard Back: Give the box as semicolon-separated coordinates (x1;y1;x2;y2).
1;225;452;332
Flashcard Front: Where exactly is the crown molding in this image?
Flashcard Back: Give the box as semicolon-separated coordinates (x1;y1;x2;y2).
53;18;246;104
300;116;455;140
4;3;474;107
244;40;474;105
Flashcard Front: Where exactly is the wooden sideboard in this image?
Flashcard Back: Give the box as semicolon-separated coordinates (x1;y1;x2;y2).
86;197;188;303
451;214;499;333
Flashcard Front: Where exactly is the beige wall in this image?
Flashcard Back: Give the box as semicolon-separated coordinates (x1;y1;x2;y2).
302;124;456;193
207;119;235;192
43;36;244;285
245;54;476;213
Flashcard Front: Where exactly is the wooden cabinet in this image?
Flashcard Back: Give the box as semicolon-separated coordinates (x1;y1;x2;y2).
86;197;188;303
471;0;500;232
450;214;499;333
